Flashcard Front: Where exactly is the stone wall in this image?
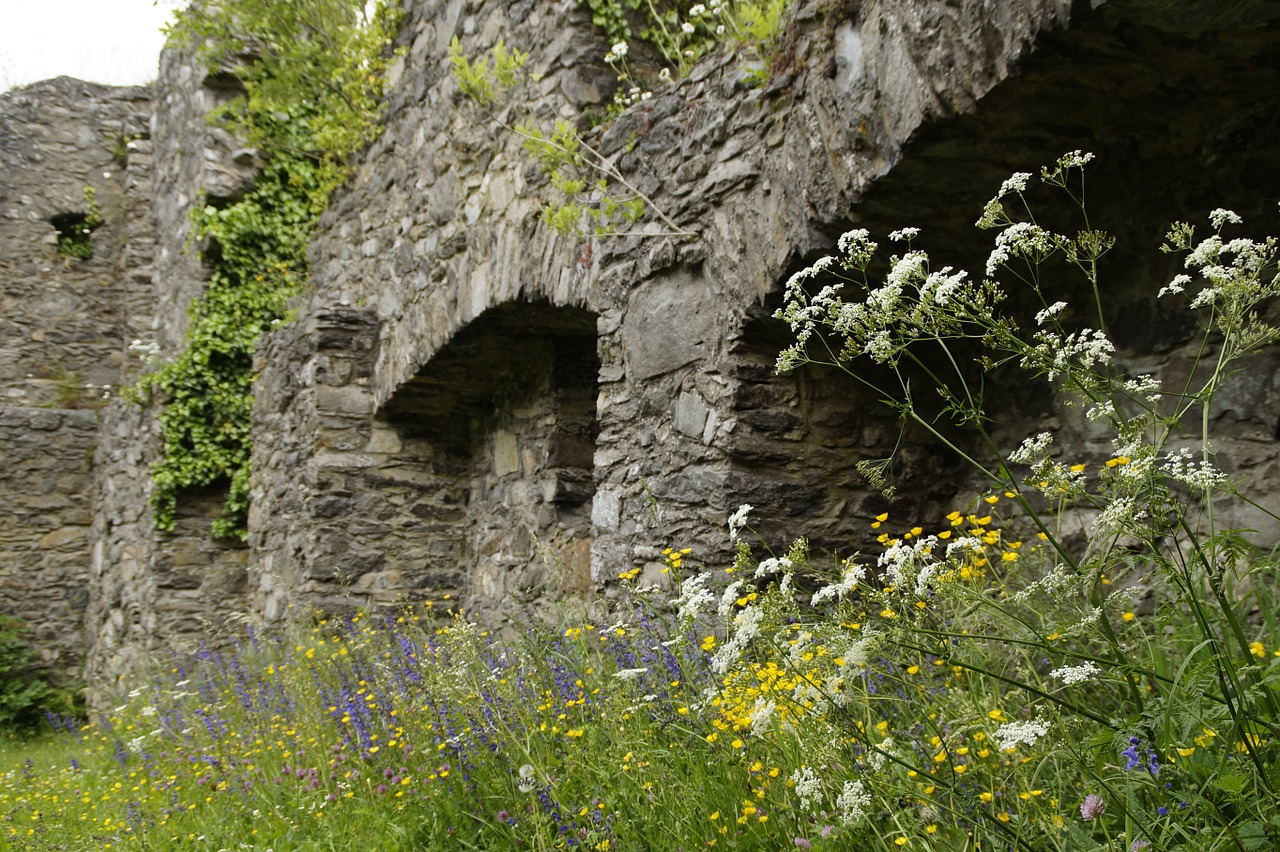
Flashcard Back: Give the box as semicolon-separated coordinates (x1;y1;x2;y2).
0;407;97;677
249;0;1280;631
0;77;149;406
0;77;149;684
249;0;1081;621
251;299;602;628
3;0;1280;697
84;402;251;707
83;45;261;704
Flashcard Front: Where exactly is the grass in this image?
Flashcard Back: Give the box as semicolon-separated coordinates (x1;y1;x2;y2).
3;506;1277;850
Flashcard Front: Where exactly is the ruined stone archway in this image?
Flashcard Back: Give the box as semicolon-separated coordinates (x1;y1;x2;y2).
726;298;976;564
381;300;601;624
725;0;1280;560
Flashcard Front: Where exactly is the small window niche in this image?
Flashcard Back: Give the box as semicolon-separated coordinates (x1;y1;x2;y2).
52;187;102;260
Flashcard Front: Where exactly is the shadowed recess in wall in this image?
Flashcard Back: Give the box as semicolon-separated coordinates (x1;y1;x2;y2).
50;212;96;260
383;302;599;451
847;0;1280;353
380;301;602;621
728;296;972;561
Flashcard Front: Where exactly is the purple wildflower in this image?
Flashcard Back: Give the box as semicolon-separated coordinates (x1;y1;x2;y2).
795;839;812;850
1080;794;1105;821
1123;737;1141;770
1123;736;1160;776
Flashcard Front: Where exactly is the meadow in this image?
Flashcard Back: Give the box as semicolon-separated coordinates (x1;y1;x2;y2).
3;499;1276;850
4;153;1280;850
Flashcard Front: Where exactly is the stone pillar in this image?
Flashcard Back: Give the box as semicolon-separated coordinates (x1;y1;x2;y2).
84;43;263;704
252;307;412;622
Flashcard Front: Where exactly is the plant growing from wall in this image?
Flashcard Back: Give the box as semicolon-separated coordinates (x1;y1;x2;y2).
142;0;402;539
53;186;102;260
0;616;57;731
450;3;788;236
450;39;685;238
588;0;790;81
449;2;789;238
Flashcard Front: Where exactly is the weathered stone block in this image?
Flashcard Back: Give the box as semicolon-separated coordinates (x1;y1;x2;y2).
493;429;520;476
622;272;721;381
316;385;372;416
674;391;710;439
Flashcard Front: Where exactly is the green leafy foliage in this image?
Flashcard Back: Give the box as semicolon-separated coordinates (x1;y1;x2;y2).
518;120;645;234
580;0;634;47
169;0;402;198
0;617;56;731
587;0;791;80
142;0;402;538
146;164;310;539
448;37;528;109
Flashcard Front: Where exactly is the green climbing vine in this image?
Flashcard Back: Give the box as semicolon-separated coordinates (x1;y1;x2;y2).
142;0;402;539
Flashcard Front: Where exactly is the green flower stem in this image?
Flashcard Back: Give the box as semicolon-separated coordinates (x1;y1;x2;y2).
893;638;1114;728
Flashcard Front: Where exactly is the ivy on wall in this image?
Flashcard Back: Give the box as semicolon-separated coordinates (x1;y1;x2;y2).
143;0;402;539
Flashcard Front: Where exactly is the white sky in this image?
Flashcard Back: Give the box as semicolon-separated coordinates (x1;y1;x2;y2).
0;0;182;92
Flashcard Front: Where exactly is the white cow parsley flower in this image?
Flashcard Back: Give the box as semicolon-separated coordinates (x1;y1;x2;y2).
993;717;1051;751
1050;661;1100;685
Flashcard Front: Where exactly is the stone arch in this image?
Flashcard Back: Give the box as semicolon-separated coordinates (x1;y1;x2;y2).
726;0;1280;558
381;300;601;623
844;0;1280;552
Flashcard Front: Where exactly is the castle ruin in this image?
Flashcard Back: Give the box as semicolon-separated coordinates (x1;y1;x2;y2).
2;0;1278;706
